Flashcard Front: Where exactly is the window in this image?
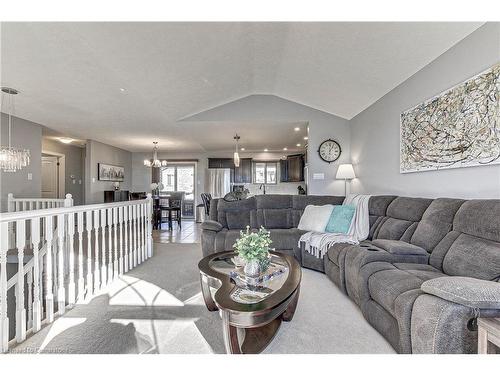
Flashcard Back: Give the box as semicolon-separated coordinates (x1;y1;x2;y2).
253;162;277;184
160;163;196;217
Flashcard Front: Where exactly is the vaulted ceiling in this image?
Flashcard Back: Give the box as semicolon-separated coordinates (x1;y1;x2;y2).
0;22;483;152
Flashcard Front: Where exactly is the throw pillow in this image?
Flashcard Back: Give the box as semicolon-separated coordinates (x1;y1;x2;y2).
325;205;356;234
297;204;334;232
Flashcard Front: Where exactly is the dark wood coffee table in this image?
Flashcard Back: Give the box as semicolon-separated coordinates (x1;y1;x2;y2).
198;251;301;354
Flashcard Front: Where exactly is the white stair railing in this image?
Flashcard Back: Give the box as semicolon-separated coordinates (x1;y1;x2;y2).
7;193;68;212
0;194;153;353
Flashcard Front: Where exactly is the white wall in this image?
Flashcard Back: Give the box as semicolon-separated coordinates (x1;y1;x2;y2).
0;113;42;212
85;139;132;204
183;95;351;196
350;23;500;199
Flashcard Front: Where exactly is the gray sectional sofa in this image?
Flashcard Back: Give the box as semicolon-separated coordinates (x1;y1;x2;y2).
201;194;500;354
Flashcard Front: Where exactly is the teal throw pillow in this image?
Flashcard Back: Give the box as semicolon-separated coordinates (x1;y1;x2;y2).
325;205;356;234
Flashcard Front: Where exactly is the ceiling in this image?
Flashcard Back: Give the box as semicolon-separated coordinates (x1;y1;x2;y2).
0;22;483;152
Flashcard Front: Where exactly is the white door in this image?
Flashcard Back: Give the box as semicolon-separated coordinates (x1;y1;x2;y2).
42;156;59;198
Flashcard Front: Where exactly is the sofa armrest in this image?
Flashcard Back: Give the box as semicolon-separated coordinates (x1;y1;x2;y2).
201;220;224;232
421;276;500;310
371;239;428;256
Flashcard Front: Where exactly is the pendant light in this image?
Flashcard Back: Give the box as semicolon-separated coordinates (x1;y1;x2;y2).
233;134;240;167
143;141;165;167
0;87;30;172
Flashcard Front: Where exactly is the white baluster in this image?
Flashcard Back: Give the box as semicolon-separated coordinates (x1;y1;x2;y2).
123;206;129;272
133;205;138;267
86;211;94;298
67;212;76;305
57;214;66;314
0;222;9;353
93;210;100;293
113;207;118;276
38;255;44;322
107;208;114;280
27;270;33;329
15;219;27;342
31;217;42;332
45;216;54;323
118;207;123;275
77;212;85;301
128;205;133;270
141;203;146;262
137;204;142;265
147;194;153;258
100;209;107;287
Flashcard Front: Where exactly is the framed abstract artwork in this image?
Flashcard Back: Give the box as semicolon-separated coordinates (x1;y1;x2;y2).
98;163;125;181
400;63;499;173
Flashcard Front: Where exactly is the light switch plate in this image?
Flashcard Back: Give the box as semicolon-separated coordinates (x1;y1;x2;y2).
27;173;33;180
312;173;325;180
92;177;96;183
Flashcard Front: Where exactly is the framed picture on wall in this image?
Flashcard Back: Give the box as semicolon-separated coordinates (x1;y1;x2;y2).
98;163;125;182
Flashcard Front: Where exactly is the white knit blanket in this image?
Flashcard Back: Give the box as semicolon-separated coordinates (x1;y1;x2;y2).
299;194;372;258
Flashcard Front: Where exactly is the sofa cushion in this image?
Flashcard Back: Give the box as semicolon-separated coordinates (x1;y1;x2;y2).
442;233;500;281
368;263;444;315
297;205;333;232
410;198;465;252
269;229;303;250
372;197;433;241
326;242;357;266
371;239;428;256
453;200;500;243
421;276;500;309
256;208;292;229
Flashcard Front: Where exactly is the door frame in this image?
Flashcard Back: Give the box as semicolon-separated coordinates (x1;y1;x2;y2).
42;150;65;199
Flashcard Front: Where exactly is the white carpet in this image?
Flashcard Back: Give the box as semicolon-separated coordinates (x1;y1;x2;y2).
14;243;395;354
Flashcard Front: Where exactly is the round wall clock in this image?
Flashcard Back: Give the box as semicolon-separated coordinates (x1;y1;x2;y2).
318;139;341;163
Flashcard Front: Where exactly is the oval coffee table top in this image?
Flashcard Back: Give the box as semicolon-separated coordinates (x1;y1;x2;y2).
198;250;301;313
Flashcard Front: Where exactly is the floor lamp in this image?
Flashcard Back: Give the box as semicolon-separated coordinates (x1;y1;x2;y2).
336;164;356;196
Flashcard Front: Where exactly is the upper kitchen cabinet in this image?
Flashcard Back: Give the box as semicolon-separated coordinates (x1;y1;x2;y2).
208;158;234;169
233;158;252;183
280;154;305;182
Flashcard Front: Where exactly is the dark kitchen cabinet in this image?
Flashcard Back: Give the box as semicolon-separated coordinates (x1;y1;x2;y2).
280;154;304;182
208;158;234;169
233;158;252;183
208;158;252;183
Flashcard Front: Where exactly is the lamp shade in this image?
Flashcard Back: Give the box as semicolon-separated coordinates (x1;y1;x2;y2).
336;164;356;179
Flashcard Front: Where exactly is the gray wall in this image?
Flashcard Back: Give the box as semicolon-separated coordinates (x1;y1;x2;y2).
350;22;500;199
0;113;42;212
42;137;85;205
85;139;132;204
184;95;351;196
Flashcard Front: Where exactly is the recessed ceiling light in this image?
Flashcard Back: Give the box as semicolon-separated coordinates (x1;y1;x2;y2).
240;147;245;151
296;143;301;147
120;88;126;92
303;136;308;140
59;137;74;144
264;148;268;152
283;147;288;151
294;127;300;131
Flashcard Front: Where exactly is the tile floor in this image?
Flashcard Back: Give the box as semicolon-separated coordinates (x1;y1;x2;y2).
152;219;201;244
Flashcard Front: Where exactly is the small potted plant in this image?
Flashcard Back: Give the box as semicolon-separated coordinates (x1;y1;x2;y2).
233;226;273;277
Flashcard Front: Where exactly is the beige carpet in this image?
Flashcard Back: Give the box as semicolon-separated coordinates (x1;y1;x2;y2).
13;243;394;354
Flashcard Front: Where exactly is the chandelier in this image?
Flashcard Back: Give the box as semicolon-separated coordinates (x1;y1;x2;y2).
143;141;167;167
233;134;240;167
0;87;30;172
